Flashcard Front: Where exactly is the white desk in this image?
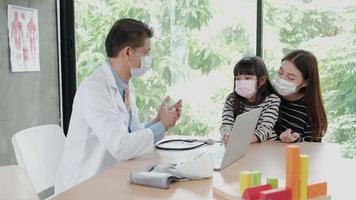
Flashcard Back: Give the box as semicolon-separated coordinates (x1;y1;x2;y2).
0;165;38;200
51;141;355;200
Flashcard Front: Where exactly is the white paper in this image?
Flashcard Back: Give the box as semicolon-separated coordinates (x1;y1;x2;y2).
8;5;40;72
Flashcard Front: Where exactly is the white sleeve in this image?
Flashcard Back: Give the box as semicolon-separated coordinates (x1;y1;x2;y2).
80;80;154;161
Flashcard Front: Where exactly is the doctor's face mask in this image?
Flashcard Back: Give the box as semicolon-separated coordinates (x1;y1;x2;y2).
128;48;152;77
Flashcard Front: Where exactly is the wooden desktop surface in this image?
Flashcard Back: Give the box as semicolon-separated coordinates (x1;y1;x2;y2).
0;165;39;200
51;140;355;200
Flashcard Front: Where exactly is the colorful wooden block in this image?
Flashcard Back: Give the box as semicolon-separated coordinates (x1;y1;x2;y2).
266;177;279;189
286;145;301;200
251;171;261;186
240;171;252;194
307;181;327;198
301;180;309;200
308;195;331;200
213;183;243;200
300;154;309;200
259;187;292;200
242;184;272;200
286;145;301;174
286;174;300;200
300;154;309;179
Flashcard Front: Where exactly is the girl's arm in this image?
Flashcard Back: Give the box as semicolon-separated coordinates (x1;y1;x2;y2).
220;96;235;136
254;97;281;142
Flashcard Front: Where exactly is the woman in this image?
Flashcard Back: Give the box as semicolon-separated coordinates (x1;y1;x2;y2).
274;50;328;142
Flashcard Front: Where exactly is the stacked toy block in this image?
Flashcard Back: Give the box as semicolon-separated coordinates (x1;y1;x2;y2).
213;145;331;200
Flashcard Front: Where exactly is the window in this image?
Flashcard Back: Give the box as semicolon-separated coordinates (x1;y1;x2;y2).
75;0;257;137
263;0;356;158
74;0;356;158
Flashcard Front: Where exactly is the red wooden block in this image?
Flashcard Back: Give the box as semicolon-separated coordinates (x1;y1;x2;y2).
242;184;273;200
259;187;292;200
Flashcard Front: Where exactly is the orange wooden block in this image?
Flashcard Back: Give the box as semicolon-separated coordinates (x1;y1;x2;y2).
286;145;301;175
286;174;300;200
286;145;301;200
308;195;331;200
307;181;327;198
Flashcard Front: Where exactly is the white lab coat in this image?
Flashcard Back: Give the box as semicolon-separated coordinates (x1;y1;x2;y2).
54;61;155;194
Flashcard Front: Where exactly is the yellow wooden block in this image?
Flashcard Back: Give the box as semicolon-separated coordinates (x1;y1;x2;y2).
301;180;308;200
239;171;251;194
300;154;309;179
300;154;309;200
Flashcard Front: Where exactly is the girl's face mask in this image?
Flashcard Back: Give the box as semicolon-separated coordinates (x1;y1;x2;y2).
235;79;257;98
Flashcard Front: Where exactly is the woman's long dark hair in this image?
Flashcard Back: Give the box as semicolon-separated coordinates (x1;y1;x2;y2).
227;56;276;118
282;50;328;140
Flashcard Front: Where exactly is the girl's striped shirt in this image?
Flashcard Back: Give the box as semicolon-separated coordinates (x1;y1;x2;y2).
220;93;281;142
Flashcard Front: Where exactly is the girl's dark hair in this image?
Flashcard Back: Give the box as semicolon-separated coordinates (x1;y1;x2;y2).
227;56;276;118
282;50;328;140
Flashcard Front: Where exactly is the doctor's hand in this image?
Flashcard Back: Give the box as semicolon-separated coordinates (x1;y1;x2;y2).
160;106;179;130
155;96;170;122
279;129;300;143
156;96;182;122
169;99;182;119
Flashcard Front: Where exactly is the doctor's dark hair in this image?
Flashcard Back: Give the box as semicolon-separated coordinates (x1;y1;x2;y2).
105;18;153;57
282;49;328;141
227;56;276;117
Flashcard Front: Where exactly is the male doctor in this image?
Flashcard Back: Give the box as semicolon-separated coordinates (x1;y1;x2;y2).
55;18;182;194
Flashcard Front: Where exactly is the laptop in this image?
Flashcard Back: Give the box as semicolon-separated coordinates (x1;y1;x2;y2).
211;107;262;170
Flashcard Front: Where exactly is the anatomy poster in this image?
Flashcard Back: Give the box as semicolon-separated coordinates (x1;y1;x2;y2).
8;5;40;72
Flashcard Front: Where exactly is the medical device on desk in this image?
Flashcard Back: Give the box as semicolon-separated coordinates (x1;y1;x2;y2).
155;138;221;151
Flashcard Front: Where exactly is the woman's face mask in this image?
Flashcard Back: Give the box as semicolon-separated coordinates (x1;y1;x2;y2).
274;60;306;96
235;79;257;98
128;48;152;77
273;76;298;96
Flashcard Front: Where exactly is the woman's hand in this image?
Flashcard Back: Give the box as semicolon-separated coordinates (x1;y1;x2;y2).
279;129;300;143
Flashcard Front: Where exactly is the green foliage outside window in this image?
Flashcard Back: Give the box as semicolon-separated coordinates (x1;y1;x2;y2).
264;0;356;158
75;0;356;158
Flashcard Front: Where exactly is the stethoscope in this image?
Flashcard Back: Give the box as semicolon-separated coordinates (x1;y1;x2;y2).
155;138;222;151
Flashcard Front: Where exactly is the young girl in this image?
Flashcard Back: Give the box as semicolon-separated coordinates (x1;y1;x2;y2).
220;56;281;144
274;50;328;142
